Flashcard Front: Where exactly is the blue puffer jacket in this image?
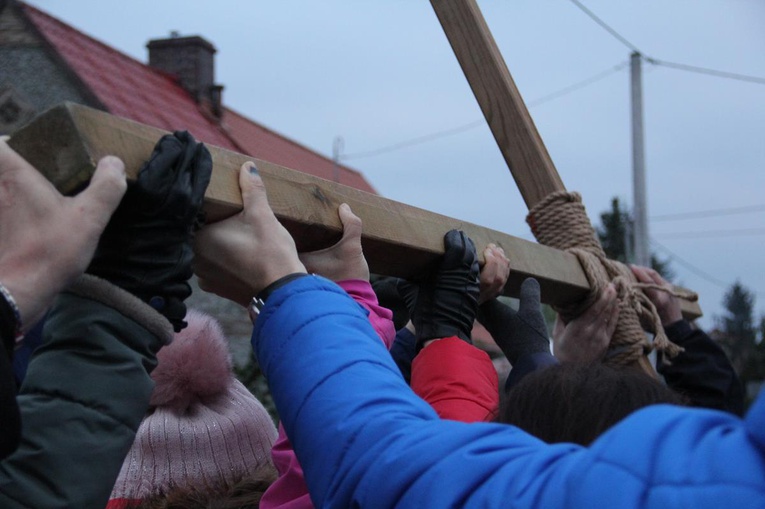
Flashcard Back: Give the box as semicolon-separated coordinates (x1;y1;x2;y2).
253;276;765;509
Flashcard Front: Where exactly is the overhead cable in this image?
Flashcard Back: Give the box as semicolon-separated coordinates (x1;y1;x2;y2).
651;204;765;222
568;0;765;86
343;62;627;161
646;58;765;85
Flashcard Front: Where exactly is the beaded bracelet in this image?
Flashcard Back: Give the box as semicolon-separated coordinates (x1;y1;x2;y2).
0;281;22;336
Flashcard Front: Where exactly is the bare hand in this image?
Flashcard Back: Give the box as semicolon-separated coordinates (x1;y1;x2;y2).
552;283;618;363
0;141;126;329
630;265;682;327
299;203;369;282
193;162;306;306
478;244;510;305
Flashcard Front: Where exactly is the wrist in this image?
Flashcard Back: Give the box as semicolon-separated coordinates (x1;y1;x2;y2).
249;272;310;321
664;319;691;343
660;312;683;328
0;259;53;331
258;262;307;294
0;271;46;334
0;281;21;344
258;272;310;302
416;325;471;351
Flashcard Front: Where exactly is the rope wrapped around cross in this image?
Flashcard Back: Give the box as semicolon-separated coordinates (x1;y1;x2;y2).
527;191;698;369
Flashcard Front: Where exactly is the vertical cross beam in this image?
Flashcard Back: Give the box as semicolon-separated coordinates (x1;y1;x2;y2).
430;0;659;375
430;0;565;208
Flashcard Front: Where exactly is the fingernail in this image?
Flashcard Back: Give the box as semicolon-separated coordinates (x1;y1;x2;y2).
247;162;259;175
103;156;126;175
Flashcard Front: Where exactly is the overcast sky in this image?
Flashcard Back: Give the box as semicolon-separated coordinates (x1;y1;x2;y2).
25;0;765;330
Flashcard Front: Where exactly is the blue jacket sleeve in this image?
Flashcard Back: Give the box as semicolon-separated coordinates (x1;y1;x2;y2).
253;276;765;509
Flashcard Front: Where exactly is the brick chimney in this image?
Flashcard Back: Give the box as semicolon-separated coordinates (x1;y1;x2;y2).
147;32;224;117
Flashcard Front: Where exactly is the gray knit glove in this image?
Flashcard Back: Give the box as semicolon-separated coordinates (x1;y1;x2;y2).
477;278;549;364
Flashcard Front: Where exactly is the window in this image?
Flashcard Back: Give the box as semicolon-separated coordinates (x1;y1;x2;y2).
0;86;34;135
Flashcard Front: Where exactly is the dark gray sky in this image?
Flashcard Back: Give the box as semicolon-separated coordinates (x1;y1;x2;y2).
26;0;765;330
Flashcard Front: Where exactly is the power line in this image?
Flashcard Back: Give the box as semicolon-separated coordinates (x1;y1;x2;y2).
653;227;765;240
651;204;765;222
343;61;628;161
342;120;484;161
527;61;629;107
568;0;765;86
567;0;640;53
646;58;765;86
344;4;764;162
651;238;764;299
650;238;730;289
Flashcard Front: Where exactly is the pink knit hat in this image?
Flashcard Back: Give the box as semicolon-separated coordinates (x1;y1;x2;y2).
107;310;277;507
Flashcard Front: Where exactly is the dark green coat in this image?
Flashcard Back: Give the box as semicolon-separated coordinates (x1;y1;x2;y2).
0;275;172;509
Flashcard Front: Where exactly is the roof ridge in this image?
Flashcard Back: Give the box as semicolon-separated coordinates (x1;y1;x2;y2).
223;105;366;179
17;1;377;194
20;1;247;150
20;1;167;79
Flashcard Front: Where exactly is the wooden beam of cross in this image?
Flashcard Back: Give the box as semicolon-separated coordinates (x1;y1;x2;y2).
9;102;701;325
429;0;704;375
430;0;564;208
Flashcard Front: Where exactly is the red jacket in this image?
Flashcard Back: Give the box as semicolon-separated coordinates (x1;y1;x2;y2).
412;337;498;422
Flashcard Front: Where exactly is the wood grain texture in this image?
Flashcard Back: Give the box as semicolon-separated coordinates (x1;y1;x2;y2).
430;0;564;208
430;0;704;374
8;102;702;323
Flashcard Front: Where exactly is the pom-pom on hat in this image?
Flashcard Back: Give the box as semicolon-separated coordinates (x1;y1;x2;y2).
108;310;277;506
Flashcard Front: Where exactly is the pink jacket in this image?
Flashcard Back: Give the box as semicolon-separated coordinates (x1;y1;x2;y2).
260;279;395;509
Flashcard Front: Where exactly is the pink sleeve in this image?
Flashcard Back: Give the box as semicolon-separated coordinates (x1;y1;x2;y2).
260;279;395;508
337;279;396;349
259;424;313;509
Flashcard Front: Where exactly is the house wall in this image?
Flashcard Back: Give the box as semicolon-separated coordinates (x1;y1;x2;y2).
0;3;94;135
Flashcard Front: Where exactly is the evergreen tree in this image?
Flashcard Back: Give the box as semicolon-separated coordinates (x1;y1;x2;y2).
716;282;759;381
595;197;673;280
597;198;629;264
747;316;765;383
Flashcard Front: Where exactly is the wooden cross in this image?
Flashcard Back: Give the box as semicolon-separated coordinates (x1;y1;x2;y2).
7;0;701;374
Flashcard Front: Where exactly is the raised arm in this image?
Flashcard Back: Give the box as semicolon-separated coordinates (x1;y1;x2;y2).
0;132;211;508
632;265;745;415
0;141;126;459
477;277;556;390
198;166;765;509
408;232;498;421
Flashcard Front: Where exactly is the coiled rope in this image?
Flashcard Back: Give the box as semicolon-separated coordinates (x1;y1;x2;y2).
527;191;697;368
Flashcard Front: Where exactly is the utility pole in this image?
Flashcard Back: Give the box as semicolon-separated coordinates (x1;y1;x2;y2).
332;136;344;183
631;51;650;267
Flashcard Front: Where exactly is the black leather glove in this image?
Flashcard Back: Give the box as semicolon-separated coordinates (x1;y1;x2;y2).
477;278;550;364
412;230;479;348
371;277;418;331
396;279;419;314
87;131;212;332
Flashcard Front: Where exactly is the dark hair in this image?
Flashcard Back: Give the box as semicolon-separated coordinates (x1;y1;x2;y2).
133;465;277;509
498;363;686;445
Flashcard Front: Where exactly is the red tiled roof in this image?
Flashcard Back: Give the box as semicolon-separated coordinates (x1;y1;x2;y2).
21;2;376;194
223;107;375;192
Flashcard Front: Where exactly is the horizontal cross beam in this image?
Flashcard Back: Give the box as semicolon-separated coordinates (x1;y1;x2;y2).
8;102;702;320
